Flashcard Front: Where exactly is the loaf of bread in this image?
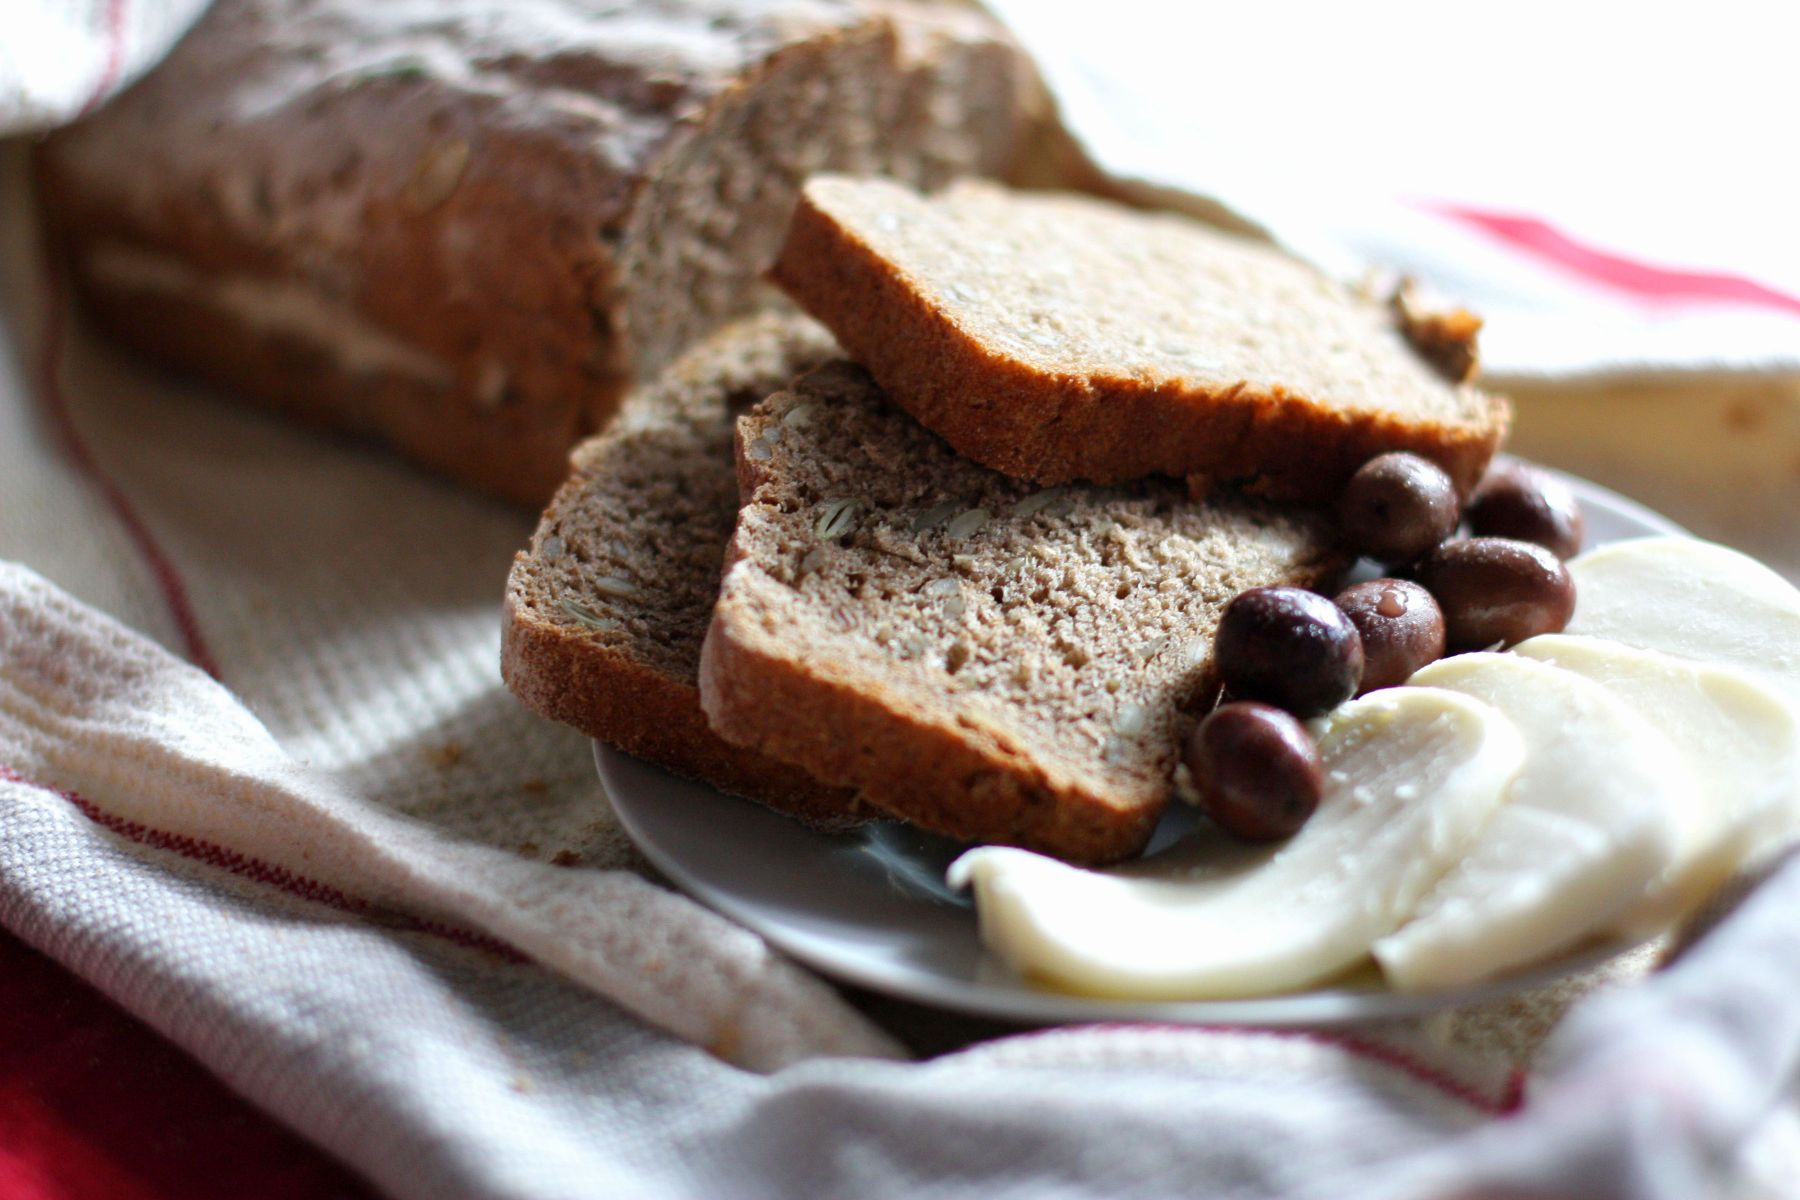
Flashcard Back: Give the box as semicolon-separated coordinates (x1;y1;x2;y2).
503;310;867;826
700;362;1348;864
39;0;1050;505
770;176;1508;501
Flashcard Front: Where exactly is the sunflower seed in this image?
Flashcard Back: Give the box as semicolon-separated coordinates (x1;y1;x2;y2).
591;575;639;599
944;507;991;538
349;58;430;85
1133;636;1169;662
403;139;470;212
1011;487;1069;518
911;500;961;533
815;498;859;540
1115;704;1149;736
781;403;817;428
557;597;621;631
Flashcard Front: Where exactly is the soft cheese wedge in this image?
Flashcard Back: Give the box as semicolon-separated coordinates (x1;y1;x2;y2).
1514;634;1800;914
1566;536;1800;711
1375;654;1686;992
945;688;1523;1000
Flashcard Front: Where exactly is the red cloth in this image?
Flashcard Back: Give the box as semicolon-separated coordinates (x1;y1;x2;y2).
0;932;376;1200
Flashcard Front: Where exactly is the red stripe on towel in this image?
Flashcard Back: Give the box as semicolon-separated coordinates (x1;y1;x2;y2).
36;0;223;679
1423;203;1800;319
0;763;527;965
34;246;223;680
1286;1027;1526;1116
985;1022;1525;1117
79;0;131;118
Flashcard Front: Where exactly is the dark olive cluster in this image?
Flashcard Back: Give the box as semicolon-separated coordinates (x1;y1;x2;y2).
1182;453;1583;843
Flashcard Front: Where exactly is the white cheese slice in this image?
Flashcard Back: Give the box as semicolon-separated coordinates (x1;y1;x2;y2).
1566;535;1800;711
945;688;1523;1000
1375;653;1685;992
1513;634;1800;919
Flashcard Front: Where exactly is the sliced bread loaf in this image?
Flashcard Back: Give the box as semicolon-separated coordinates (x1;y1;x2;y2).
502;312;864;827
700;362;1349;863
41;1;1051;506
769;176;1509;501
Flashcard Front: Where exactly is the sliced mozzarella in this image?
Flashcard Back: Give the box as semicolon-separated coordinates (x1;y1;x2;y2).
1375;653;1685;991
946;688;1522;1000
1514;634;1800;916
1566;536;1800;711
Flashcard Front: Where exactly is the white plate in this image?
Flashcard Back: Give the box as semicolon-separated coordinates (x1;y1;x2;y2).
599;472;1685;1025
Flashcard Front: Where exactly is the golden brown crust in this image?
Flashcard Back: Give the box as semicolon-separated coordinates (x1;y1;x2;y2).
501;583;866;830
58;265;582;507
698;595;1159;864
700;551;1343;865
770;186;1511;502
1392;281;1484;384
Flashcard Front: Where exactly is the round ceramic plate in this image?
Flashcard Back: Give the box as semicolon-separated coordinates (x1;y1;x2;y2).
599;472;1686;1025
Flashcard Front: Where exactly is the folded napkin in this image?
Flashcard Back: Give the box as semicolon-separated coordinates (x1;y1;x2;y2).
5;4;1800;1198
988;1;1800;382
1;0;210;134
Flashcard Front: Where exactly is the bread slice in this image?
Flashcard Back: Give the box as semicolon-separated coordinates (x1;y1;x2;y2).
700;363;1349;864
769;176;1509;501
502;313;865;828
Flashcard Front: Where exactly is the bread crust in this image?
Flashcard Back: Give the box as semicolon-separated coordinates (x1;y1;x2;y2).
502;585;864;830
699;586;1161;863
770;182;1511;501
39;0;1046;506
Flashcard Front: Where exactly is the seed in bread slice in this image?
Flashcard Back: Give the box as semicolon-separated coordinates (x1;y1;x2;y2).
700;362;1349;864
502;313;865;828
769;176;1509;500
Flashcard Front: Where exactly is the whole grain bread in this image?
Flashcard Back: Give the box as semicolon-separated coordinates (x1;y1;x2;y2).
769;176;1509;501
700;362;1349;864
39;0;1051;506
502;311;865;827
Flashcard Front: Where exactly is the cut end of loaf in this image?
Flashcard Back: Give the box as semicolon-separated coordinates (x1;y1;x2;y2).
700;361;1349;864
40;2;1048;507
770;176;1510;499
616;8;1043;382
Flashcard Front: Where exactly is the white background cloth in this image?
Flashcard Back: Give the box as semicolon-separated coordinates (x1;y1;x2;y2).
5;3;1800;1197
988;0;1800;380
